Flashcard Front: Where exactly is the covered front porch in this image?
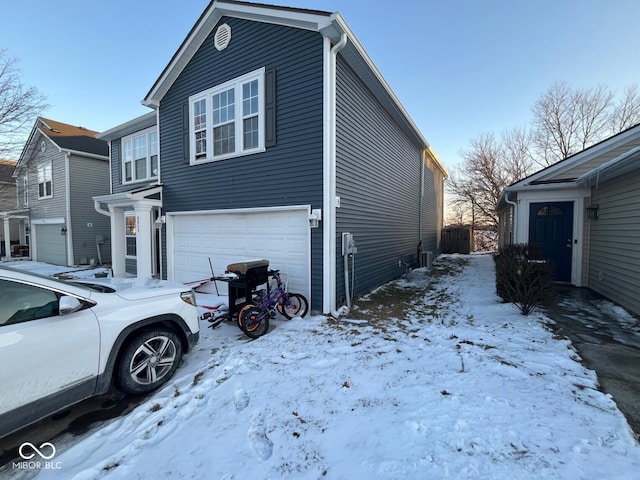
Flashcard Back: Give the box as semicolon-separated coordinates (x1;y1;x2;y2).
93;185;163;278
0;209;30;261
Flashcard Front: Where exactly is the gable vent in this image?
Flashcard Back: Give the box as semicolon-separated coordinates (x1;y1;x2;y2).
214;23;231;51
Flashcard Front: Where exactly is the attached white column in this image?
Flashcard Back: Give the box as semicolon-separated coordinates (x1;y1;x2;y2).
110;206;126;277
2;218;10;260
134;204;153;279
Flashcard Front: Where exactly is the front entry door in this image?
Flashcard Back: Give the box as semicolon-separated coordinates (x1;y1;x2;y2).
529;202;573;282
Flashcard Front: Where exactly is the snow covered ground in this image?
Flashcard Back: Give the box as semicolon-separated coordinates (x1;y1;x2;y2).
3;254;640;479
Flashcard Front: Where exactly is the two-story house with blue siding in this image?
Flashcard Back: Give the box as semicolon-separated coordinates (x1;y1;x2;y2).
11;117;111;267
94;0;448;314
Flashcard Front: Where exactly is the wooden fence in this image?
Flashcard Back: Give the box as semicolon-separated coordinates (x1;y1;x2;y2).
441;226;473;254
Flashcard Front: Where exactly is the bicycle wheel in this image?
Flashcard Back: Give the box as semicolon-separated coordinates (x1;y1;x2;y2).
278;293;309;320
237;303;252;329
240;306;270;339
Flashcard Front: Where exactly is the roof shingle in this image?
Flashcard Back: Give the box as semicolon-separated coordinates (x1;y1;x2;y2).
39;117;108;157
0;159;17;183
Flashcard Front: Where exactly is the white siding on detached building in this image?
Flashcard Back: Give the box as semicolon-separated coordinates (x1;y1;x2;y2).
586;168;640;316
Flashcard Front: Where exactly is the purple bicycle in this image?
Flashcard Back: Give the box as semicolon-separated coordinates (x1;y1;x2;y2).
237;270;308;339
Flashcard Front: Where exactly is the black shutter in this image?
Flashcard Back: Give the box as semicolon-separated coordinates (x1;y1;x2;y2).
265;69;276;147
183;103;190;164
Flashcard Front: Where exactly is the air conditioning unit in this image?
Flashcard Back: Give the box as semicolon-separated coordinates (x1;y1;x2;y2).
420;251;433;269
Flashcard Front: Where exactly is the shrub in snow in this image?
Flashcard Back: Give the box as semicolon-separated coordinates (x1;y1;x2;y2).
494;243;555;315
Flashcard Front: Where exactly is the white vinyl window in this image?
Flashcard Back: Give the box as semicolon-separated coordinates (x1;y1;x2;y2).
189;68;265;164
122;127;159;183
125;213;137;258
37;163;52;199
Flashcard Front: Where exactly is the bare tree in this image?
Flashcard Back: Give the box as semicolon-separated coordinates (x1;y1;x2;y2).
448;129;535;232
444;200;470;227
0;50;47;159
501;126;535;180
448;133;507;230
611;83;640;132
531;82;640;167
449;81;640;247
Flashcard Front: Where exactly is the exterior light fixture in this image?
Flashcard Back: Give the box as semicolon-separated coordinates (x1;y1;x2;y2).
586;205;599;220
309;209;322;228
61;226;67;235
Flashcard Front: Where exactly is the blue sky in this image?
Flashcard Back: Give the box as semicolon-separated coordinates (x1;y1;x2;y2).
2;0;639;170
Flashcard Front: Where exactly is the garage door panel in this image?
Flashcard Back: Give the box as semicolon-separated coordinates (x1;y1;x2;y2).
35;224;66;266
171;209;310;301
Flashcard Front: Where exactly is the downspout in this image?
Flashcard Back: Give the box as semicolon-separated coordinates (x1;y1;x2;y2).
64;152;73;266
155;108;164;279
325;33;348;318
504;191;517;244
419;150;425;248
95;140;113;217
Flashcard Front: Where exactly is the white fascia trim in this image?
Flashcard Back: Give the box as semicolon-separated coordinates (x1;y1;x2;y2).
215;3;333;31
505;182;588;193
38;133;60;151
16;119;44;169
36;129;63;154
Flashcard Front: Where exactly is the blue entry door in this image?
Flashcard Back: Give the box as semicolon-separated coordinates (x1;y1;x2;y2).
529;202;574;282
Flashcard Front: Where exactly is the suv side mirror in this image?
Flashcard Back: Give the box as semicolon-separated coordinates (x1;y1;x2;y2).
59;295;83;315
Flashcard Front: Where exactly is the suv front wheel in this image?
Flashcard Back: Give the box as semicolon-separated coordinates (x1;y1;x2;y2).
117;328;183;395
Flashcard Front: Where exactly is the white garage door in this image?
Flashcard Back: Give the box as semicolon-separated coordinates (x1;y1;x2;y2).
35;224;67;265
169;207;310;300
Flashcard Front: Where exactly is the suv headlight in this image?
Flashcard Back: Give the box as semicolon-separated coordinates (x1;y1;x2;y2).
180;290;198;306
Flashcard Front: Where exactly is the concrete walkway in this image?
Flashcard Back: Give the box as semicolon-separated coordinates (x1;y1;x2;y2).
543;286;640;439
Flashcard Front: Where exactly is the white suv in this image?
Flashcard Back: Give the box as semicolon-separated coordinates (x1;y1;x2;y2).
0;265;200;438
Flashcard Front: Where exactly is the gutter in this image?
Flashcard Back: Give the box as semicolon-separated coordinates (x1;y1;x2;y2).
60;149;109;161
94;199;111;217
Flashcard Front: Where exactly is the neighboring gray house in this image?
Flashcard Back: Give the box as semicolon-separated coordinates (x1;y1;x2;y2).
11;117;112;267
498;123;640;316
0;159;19;258
95;0;448;313
575;146;640;316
